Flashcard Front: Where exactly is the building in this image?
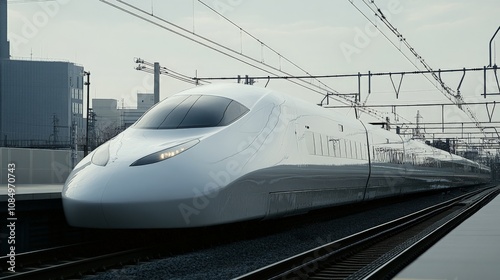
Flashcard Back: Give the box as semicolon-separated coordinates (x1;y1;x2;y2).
92;98;120;145
0;59;84;147
0;0;85;148
0;0;8;60
92;93;154;144
137;93;154;110
122;93;154;128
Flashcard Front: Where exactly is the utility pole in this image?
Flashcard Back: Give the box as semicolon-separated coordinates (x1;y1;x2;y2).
415;110;423;139
135;58;162;105
88;109;96;151
84;71;90;156
51;114;59;146
154;62;160;104
71;118;78;168
489;26;500;67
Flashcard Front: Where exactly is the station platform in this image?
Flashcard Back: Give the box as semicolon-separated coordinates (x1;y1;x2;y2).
0;184;90;255
0;184;63;202
394;192;500;279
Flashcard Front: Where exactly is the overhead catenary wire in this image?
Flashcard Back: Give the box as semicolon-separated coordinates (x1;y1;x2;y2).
100;1;335;98
352;0;484;134
101;0;493;144
196;0;339;95
99;0;394;121
325;101;497;108
7;0;54;3
359;0;457;100
135;58;210;86
193;66;495;80
195;0;392;120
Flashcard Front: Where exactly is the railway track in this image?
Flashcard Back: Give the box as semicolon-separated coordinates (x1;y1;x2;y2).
1;186;496;279
0;221;263;279
0;240;165;280
235;186;500;280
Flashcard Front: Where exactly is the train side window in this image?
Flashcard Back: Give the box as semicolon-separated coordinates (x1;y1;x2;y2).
326;136;332;156
339;141;342;157
320;134;324;155
314;133;322;155
331;138;338;157
339;139;344;158
351;142;358;159
312;133;317;155
331;137;336;156
304;131;315;155
346;140;351;159
321;135;329;156
343;140;347;158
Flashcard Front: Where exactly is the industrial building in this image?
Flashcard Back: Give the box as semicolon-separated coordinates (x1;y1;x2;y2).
0;0;84;148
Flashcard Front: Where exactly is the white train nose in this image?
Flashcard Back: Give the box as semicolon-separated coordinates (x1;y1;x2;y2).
62;163;117;228
97;165;201;228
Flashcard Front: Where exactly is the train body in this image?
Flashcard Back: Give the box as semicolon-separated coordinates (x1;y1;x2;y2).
62;84;491;228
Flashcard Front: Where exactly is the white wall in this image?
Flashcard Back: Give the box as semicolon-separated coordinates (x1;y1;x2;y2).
0;148;83;184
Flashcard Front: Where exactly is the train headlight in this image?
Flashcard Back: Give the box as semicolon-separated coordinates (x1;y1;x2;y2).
91;142;110;166
130;139;200;166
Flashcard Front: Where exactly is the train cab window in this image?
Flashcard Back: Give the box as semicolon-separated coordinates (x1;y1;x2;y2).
134;95;249;129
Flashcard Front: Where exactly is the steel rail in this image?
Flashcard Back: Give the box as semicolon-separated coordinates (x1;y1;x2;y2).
0;244;161;280
0;246;159;280
366;187;500;279
0;243;95;273
234;186;497;280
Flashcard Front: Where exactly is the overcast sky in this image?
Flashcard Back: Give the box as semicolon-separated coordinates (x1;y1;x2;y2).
6;0;500;142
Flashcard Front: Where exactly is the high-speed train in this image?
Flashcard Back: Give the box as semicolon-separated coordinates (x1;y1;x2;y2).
62;83;491;228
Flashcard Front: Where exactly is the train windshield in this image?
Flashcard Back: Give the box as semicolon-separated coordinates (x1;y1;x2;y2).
134;95;249;129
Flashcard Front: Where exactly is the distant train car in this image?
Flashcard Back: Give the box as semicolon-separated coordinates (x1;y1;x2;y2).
62;84;490;228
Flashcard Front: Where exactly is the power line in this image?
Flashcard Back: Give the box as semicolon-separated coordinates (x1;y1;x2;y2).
100;1;335;99
135;58;210;86
99;0;397;121
102;0;493;150
7;0;54;3
360;0;457;100
193;66;496;80
325;101;497;108
196;0;338;95
396;121;500;126
349;0;484;134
